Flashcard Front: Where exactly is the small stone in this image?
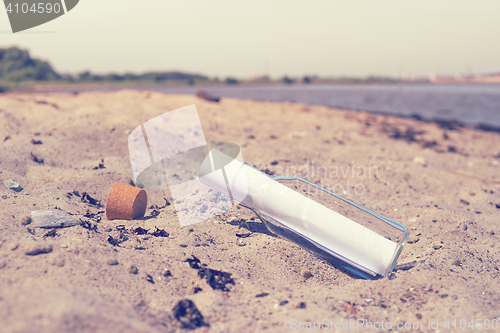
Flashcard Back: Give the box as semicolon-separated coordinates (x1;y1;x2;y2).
164;270;172;277
416;313;423;320
179;244;188;248
52;257;65;267
407;236;420;244
4;179;22;192
129;265;138;274
452;259;462;266
413;156;428;167
25;244;53;255
279;300;289;306
21;217;32;225
236;238;246;246
107;259;119;266
297;302;307;309
0;260;6;269
145;274;154;284
32;210;80;228
432;241;443;250
388;272;397;280
301;269;313;279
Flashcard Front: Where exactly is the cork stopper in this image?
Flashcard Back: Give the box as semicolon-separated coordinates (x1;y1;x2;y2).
106;182;147;220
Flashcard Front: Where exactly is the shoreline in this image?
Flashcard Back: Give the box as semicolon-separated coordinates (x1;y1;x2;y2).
5;83;500;133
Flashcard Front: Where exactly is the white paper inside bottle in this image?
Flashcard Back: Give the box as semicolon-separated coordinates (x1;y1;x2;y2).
198;150;398;276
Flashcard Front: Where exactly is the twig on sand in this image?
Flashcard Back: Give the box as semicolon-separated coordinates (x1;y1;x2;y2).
451;171;500;184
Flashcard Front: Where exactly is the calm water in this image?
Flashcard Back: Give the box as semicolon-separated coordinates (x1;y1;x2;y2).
152;84;500;128
51;83;500;128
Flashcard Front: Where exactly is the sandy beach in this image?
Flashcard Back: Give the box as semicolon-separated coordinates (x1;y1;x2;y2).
1;90;499;332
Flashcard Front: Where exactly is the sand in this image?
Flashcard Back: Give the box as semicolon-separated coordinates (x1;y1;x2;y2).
0;90;499;332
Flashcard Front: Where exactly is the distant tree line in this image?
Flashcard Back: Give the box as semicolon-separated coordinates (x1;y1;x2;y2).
0;47;209;85
0;46;400;92
76;70;209;83
0;47;60;82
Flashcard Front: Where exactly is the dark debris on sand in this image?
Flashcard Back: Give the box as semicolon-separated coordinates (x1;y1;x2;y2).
80;192;102;206
173;299;209;329
30;152;44;164
133;227;149;235
184;255;235;291
42;228;58;238
151;227;169;237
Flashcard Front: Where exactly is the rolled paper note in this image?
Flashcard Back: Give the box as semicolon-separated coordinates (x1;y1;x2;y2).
106;182;147;220
199;149;398;276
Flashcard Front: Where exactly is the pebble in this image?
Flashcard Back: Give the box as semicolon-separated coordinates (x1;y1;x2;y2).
236;238;246;246
21;217;32;225
432;241;443;250
388;272;397;280
4;179;22;192
301;269;313;279
413;156;428;167
25;244;53;255
407;236;420;244
288;131;307;138
32;210;80;228
107;259;119;266
129;265;139;274
297;302;307;309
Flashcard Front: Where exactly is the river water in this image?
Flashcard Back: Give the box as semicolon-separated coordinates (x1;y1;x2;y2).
52;83;500;128
152;84;500;128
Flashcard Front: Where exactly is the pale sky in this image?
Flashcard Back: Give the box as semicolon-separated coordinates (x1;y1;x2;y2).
1;0;499;79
